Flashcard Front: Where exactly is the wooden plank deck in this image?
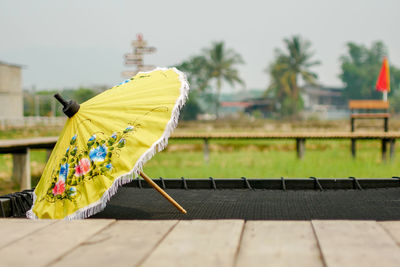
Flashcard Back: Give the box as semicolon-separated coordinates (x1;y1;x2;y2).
0;219;399;267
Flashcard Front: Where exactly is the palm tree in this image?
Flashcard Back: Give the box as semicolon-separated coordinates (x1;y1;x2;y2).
268;35;320;117
176;55;210;92
204;42;245;118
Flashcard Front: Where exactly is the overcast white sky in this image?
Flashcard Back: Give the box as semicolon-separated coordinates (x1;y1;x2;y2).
1;0;399;91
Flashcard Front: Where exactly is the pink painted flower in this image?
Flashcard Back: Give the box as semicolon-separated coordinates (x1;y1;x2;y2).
75;158;91;177
52;180;65;195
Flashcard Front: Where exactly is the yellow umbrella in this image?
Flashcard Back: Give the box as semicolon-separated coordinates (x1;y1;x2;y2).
27;67;189;219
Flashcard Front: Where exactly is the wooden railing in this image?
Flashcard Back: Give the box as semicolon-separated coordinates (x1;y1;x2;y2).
0;132;398;190
0;117;66;130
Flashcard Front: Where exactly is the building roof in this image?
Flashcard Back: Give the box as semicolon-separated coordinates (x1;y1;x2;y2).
220;101;252;108
0;60;24;68
304;86;343;97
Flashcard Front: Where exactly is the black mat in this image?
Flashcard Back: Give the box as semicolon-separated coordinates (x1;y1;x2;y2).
92;187;400;220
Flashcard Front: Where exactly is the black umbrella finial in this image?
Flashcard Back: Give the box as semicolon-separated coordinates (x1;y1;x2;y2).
54;93;80;118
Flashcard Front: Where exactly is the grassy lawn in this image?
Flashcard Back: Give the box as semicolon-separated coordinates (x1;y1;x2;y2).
0;150;48;194
1;137;400;195
144;139;400;178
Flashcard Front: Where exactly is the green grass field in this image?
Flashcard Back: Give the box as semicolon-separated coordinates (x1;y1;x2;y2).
143;139;400;178
1;123;400;195
1;139;399;195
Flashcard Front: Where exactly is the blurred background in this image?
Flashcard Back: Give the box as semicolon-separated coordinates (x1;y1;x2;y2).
1;0;400;194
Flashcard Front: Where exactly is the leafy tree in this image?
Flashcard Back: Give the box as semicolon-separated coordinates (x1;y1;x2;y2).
23;88;98;117
340;41;400;111
204;42;245;117
72;88;97;103
180;91;202;120
176;56;208;120
176;41;245;119
340;41;389;100
388;67;400;113
266;35;320;117
177;56;210;93
37;91;57;116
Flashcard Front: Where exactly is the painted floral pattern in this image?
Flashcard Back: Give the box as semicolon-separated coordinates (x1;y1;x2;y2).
89;144;107;162
44;125;136;202
52;180;65;195
75;158;90;176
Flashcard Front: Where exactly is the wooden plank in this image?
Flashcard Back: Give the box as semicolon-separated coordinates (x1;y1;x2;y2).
313;220;400;267
236;221;323;267
382;139;388;162
296;138;306;159
351;139;356;158
380;221;400;246
50;220;177;267
390;139;396;160
0;219;54;249
0;137;58;153
349;100;389;109
350;113;390;118
203;138;210;163
140;220;244;267
12;148;31;190
385;117;389;132
0;219;114;267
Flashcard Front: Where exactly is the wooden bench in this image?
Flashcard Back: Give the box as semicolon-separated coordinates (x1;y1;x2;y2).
349;100;390;132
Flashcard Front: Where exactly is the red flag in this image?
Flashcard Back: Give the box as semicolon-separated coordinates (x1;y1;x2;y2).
376;57;390;92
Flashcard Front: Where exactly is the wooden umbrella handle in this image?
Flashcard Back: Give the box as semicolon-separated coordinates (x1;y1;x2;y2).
139;171;187;214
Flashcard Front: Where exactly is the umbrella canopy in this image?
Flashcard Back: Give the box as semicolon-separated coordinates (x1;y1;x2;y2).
27;67;189;219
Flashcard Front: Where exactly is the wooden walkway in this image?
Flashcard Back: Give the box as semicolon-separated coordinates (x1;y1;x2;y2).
0;219;399;267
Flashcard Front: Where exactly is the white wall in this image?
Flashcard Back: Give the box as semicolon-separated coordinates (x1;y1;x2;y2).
0;63;23;118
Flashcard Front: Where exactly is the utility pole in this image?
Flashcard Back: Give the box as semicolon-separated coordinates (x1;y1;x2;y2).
121;33;157;78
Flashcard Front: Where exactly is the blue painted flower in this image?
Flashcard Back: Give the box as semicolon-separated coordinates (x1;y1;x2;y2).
105;163;112;170
89;145;107;162
59;163;69;182
118;138;126;148
88;134;96;142
66;147;70;153
123;125;134;133
111;132;117;140
116;79;130;86
70;134;77;145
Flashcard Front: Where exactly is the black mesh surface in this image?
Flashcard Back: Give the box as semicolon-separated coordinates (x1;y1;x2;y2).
92;187;400;220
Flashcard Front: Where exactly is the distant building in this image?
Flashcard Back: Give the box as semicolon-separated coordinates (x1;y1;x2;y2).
302;86;348;119
243;99;275;116
0;61;23;119
202;87;349;119
218;89;275;117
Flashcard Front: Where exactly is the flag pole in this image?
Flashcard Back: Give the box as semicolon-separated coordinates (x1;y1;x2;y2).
383;91;388;102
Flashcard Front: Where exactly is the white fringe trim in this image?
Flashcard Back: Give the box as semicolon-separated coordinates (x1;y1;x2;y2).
26;67;190;220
